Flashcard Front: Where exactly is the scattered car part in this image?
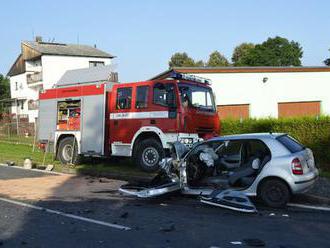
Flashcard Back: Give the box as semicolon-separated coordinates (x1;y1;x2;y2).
200;189;257;213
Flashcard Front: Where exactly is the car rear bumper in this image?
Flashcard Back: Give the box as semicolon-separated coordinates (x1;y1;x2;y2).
291;169;319;193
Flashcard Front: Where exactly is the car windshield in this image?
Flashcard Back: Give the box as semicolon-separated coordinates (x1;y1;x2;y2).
179;83;216;112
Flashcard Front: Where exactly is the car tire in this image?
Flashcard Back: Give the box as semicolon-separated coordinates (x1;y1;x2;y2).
258;178;291;208
57;137;80;165
134;138;164;172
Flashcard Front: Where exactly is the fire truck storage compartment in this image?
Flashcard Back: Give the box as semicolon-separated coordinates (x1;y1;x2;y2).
38;84;107;156
57;100;81;131
80;92;106;155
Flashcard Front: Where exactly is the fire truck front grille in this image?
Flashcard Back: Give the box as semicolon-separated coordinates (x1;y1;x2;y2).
196;127;213;134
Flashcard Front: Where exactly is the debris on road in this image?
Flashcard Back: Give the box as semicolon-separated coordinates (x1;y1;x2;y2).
120;212;129;219
230;241;242;245
243;238;266;246
160;223;175;232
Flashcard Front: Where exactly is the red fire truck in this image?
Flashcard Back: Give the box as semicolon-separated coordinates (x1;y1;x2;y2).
38;72;220;171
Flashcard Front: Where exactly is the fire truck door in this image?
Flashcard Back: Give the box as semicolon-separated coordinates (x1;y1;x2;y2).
80;94;106;155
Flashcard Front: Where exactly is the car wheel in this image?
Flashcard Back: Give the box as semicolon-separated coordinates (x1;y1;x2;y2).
134;138;164;172
57;137;80;164
258;178;291;208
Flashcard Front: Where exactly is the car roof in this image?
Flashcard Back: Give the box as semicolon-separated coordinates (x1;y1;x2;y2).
209;133;286;141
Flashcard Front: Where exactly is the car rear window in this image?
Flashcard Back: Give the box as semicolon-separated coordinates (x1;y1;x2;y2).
277;135;305;153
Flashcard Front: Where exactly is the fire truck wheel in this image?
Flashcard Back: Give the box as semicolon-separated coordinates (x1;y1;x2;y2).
135;138;164;172
57;137;80;165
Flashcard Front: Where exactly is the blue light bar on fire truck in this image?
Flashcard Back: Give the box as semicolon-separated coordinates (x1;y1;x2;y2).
169;71;212;85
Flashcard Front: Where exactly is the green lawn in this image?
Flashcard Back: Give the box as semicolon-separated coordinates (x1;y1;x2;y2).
0;141;152;179
0;141;56;166
0;135;34;145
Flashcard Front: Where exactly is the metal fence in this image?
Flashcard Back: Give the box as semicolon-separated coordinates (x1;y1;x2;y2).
0;113;36;146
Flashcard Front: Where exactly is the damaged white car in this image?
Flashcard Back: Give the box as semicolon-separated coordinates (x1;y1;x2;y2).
120;133;319;212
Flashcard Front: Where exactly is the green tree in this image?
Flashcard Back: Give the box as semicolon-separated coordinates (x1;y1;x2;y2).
324;49;330;66
239;36;303;66
169;52;198;67
232;43;255;66
0;74;10;114
206;51;229;67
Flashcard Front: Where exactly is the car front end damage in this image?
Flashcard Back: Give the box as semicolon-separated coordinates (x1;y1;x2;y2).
119;141;258;213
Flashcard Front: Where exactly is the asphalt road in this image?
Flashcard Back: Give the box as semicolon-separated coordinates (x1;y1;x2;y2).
0;166;330;248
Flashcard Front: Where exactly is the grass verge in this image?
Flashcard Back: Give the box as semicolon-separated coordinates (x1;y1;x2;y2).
0;141;153;181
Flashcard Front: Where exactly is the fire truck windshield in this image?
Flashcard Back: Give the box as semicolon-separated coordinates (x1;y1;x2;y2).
178;83;216;112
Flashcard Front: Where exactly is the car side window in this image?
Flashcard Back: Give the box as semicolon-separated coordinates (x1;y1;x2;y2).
153;83;167;106
247;140;269;157
116;87;132;109
220;141;242;156
136;86;149;109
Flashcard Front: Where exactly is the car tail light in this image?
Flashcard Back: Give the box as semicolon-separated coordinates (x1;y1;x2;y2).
292;158;303;175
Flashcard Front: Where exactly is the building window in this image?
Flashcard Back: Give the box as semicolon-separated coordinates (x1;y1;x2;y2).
28;100;39;110
15;82;18;91
217;104;250;120
89;61;105;67
136;86;149;109
278;101;321;118
116;87;132;109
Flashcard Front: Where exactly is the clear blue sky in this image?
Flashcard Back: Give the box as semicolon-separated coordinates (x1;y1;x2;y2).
1;0;329;81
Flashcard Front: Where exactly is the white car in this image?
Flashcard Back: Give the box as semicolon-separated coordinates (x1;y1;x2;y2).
120;133;319;212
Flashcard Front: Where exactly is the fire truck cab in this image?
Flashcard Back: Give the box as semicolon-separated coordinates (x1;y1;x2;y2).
38;72;220;171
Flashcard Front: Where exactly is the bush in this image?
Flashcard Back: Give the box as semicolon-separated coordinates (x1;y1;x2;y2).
221;116;330;172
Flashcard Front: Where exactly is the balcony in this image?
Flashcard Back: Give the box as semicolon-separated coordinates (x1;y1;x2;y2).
27;72;43;85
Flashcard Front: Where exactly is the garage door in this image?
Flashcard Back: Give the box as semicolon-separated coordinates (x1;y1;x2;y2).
217;104;250;119
278;101;320;118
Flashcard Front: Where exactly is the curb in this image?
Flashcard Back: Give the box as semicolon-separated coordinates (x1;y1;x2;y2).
0;163;65;176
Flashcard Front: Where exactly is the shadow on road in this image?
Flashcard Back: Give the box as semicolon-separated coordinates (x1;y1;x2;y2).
1;167;330;248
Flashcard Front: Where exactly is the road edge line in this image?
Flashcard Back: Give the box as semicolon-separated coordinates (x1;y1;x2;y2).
287;203;330;212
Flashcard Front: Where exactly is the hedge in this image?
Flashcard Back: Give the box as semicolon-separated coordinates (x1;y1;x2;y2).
220;116;330;172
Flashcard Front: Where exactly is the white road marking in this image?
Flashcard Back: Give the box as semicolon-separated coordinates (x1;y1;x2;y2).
288;203;330;212
0;197;131;231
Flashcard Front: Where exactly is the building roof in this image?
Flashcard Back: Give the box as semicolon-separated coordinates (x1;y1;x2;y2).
150;66;330;80
7;40;115;77
56;64;118;87
22;41;115;58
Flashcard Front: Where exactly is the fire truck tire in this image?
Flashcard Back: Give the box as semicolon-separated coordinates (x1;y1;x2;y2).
57;137;80;165
134;138;164;172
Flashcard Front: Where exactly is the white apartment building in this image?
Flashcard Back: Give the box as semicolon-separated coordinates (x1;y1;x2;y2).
152;67;330;119
7;38;114;122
